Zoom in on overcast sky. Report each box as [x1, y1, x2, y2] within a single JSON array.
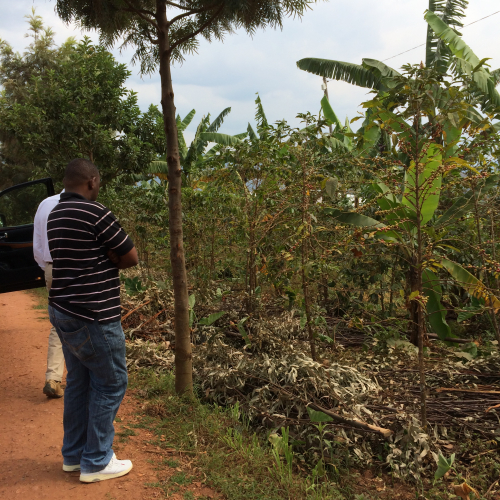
[[1, 0, 499, 143]]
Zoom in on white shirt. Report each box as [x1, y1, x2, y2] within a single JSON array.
[[33, 191, 63, 270]]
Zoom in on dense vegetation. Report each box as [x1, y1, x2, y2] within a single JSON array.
[[3, 1, 500, 498]]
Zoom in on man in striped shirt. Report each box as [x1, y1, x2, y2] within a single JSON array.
[[48, 158, 138, 483]]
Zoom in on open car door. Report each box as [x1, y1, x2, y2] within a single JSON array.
[[0, 178, 54, 294]]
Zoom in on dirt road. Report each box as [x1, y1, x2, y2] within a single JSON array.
[[0, 291, 158, 500]]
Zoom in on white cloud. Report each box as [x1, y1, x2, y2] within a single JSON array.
[[2, 0, 499, 139]]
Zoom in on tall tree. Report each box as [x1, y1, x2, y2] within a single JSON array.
[[54, 0, 321, 394], [0, 12, 163, 188]]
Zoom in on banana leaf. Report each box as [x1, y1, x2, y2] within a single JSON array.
[[422, 269, 453, 340], [178, 109, 196, 132], [199, 132, 243, 146], [376, 110, 416, 148], [371, 183, 416, 232], [402, 143, 442, 225], [441, 258, 500, 308], [321, 96, 342, 128], [425, 10, 500, 114], [324, 208, 384, 228]]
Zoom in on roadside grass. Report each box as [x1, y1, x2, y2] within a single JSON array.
[[128, 370, 479, 500], [28, 286, 49, 308], [129, 368, 347, 500], [28, 287, 50, 320]]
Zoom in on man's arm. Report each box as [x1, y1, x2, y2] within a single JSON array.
[[94, 207, 137, 269], [107, 248, 138, 269]]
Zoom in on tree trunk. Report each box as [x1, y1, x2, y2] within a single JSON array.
[[209, 223, 216, 279], [408, 261, 419, 346], [157, 0, 192, 395], [300, 155, 316, 361], [413, 113, 427, 429], [302, 240, 316, 361], [247, 224, 256, 314]]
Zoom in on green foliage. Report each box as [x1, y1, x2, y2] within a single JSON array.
[[0, 15, 163, 187], [422, 269, 451, 341], [434, 452, 455, 480], [121, 275, 148, 296], [297, 58, 398, 91], [269, 427, 294, 484], [198, 311, 226, 326], [307, 407, 333, 423], [55, 0, 318, 74], [237, 317, 251, 346], [425, 9, 500, 116]]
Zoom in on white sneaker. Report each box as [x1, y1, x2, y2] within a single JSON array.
[[80, 453, 133, 483], [63, 463, 81, 472]]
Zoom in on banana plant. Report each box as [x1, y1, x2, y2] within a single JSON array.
[[424, 9, 500, 118], [327, 161, 500, 343], [297, 1, 500, 152], [324, 66, 500, 345], [147, 106, 245, 186], [320, 96, 355, 152]]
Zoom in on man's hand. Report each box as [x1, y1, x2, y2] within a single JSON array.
[[107, 249, 120, 265]]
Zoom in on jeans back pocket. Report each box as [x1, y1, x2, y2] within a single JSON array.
[[57, 320, 96, 362]]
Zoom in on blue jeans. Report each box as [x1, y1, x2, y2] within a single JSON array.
[[48, 306, 128, 473]]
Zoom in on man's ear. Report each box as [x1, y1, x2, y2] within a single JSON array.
[[88, 177, 97, 191]]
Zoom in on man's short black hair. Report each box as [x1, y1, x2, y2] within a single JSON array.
[[64, 159, 99, 188]]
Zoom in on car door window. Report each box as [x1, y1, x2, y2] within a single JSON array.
[[0, 178, 54, 294], [0, 182, 51, 229]]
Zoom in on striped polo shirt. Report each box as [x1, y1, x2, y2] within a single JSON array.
[[47, 192, 134, 323]]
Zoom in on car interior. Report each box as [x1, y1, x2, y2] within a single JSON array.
[[0, 179, 54, 293]]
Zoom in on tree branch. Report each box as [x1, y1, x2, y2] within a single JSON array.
[[165, 0, 193, 11], [168, 2, 220, 26], [145, 30, 159, 45], [169, 4, 224, 54], [122, 0, 159, 30]]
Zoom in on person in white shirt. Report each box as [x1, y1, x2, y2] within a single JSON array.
[[33, 191, 65, 398]]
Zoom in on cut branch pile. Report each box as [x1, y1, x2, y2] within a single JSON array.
[[121, 285, 500, 480]]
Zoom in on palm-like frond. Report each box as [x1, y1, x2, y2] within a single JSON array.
[[425, 10, 500, 114], [362, 59, 401, 79], [297, 58, 399, 91], [297, 58, 378, 89], [321, 96, 341, 128], [254, 94, 268, 132], [206, 107, 231, 133], [426, 0, 468, 73], [183, 114, 210, 170], [492, 68, 500, 87], [178, 109, 196, 131], [176, 109, 196, 162], [204, 132, 247, 158], [247, 123, 258, 141], [147, 160, 169, 179], [199, 132, 243, 146], [328, 136, 350, 152]]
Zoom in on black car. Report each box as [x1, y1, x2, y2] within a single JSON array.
[[0, 178, 54, 293]]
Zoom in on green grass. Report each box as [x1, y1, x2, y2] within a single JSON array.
[[129, 369, 346, 500], [116, 427, 136, 443], [170, 472, 193, 486], [28, 287, 49, 308], [28, 288, 50, 319], [162, 458, 180, 468]]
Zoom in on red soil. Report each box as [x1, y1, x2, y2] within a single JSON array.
[[0, 290, 161, 500]]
